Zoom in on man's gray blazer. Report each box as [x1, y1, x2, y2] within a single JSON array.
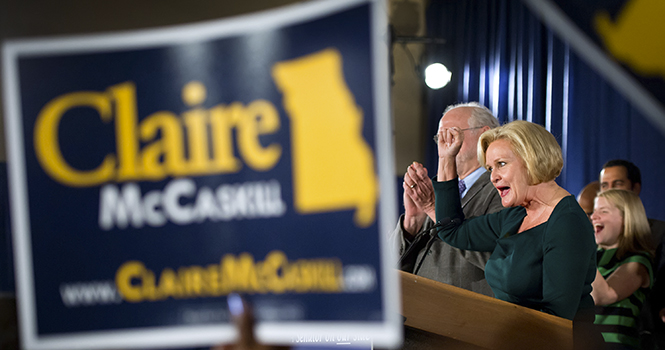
[[390, 171, 504, 297]]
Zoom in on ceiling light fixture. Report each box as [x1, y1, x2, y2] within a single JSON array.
[[424, 63, 452, 90]]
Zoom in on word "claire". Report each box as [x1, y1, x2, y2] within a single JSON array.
[[34, 81, 282, 187]]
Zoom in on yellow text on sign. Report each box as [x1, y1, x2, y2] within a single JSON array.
[[34, 82, 281, 186], [115, 250, 343, 302]]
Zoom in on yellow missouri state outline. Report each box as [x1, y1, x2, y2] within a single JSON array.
[[272, 48, 378, 227], [595, 0, 665, 78]]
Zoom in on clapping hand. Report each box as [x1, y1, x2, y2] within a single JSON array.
[[401, 162, 435, 236]]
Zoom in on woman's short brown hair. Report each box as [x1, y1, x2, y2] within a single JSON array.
[[478, 120, 563, 185]]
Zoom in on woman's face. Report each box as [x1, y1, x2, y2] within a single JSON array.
[[485, 139, 531, 207], [590, 196, 623, 249]]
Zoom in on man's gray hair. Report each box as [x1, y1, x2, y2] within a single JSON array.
[[443, 102, 499, 129]]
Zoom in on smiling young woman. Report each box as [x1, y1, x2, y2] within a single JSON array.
[[590, 189, 654, 349]]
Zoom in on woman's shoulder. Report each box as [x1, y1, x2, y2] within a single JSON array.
[[550, 195, 588, 221], [544, 195, 595, 245], [616, 253, 654, 288], [554, 194, 578, 207], [620, 251, 653, 266], [600, 248, 651, 266]]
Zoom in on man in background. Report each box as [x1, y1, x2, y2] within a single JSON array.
[[577, 180, 600, 220]]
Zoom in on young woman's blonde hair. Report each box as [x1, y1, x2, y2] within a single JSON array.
[[478, 120, 563, 185], [597, 189, 654, 259]]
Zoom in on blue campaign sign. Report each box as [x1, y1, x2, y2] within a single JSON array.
[[1, 0, 400, 348]]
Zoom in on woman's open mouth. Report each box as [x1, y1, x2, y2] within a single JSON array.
[[497, 186, 510, 197], [594, 223, 604, 234]]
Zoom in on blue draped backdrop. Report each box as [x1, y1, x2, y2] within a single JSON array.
[[423, 0, 665, 221]]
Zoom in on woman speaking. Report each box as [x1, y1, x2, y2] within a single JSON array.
[[432, 120, 596, 322]]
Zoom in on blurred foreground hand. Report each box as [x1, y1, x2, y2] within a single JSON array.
[[211, 294, 289, 350]]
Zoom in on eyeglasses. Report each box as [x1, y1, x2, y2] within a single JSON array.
[[432, 126, 484, 143]]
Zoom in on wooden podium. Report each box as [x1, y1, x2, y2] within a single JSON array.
[[399, 270, 573, 350]]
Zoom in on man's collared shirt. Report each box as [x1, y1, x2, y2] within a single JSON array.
[[459, 166, 486, 198]]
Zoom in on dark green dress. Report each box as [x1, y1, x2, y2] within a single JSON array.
[[433, 179, 596, 320]]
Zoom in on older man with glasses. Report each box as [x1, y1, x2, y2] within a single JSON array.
[[390, 102, 502, 297]]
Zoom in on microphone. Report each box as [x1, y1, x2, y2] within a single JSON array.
[[397, 217, 461, 269], [410, 217, 461, 275], [397, 229, 429, 267]]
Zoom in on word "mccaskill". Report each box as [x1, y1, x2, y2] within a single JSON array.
[[99, 178, 286, 230]]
